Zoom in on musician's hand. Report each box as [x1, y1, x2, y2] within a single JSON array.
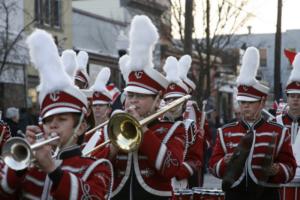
[[268, 163, 280, 176], [224, 153, 233, 164], [25, 125, 42, 145], [34, 144, 56, 173]]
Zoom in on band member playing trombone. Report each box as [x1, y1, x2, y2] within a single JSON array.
[[209, 47, 296, 200], [277, 53, 300, 200], [108, 15, 186, 200], [82, 67, 113, 158], [162, 56, 203, 189], [0, 29, 113, 200]]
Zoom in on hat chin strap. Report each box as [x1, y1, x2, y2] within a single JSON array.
[[61, 112, 85, 149]]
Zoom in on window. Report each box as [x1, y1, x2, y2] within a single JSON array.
[[35, 0, 61, 29], [259, 48, 267, 67]]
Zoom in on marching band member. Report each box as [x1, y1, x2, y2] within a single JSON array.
[[162, 56, 204, 189], [109, 15, 186, 200], [0, 29, 113, 200], [277, 53, 300, 200], [82, 67, 113, 158], [75, 50, 90, 89], [209, 47, 296, 200], [0, 120, 11, 152], [178, 54, 211, 186]]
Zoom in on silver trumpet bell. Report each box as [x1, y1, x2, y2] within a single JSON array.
[[1, 135, 60, 170]]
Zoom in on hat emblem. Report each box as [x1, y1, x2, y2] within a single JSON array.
[[243, 86, 248, 91], [135, 71, 143, 79], [95, 92, 100, 97], [49, 91, 60, 102], [170, 83, 176, 90]]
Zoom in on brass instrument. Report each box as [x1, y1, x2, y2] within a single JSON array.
[[1, 135, 60, 170], [200, 100, 207, 129], [222, 130, 254, 191], [84, 94, 191, 156]]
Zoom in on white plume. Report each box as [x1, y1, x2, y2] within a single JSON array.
[[289, 53, 300, 82], [119, 54, 130, 82], [163, 56, 181, 83], [178, 55, 192, 80], [61, 49, 78, 80], [236, 47, 260, 86], [77, 51, 89, 71], [90, 67, 111, 93], [26, 29, 73, 96], [127, 15, 158, 71]]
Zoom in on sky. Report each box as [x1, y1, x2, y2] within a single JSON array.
[[234, 0, 300, 34]]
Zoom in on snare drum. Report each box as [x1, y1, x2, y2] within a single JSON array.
[[173, 189, 193, 200], [193, 187, 224, 200]]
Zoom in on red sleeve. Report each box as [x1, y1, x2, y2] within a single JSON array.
[[0, 123, 11, 151], [268, 129, 296, 184], [139, 124, 185, 179], [51, 160, 113, 200], [209, 130, 227, 178]]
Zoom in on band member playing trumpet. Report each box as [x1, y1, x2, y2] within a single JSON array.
[[277, 53, 300, 200], [108, 15, 186, 200], [0, 29, 113, 200], [162, 56, 204, 190], [209, 47, 296, 200]]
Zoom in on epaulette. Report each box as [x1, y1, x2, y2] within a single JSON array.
[[221, 121, 239, 129], [266, 120, 284, 129]]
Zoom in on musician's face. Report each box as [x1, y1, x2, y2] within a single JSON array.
[[287, 93, 300, 112], [239, 100, 264, 121], [42, 113, 83, 146], [125, 92, 159, 117], [164, 97, 184, 120], [92, 104, 111, 123]]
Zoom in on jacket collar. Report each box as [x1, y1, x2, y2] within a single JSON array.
[[240, 116, 265, 131], [57, 145, 82, 160]]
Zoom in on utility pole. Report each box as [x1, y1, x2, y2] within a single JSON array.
[[183, 0, 193, 54], [205, 0, 211, 99], [274, 0, 282, 101]]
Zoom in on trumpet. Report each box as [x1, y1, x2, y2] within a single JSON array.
[[84, 94, 191, 156], [2, 134, 59, 170]]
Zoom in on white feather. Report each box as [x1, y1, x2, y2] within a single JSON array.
[[119, 54, 130, 82], [289, 53, 300, 82], [178, 55, 192, 79], [61, 49, 78, 80], [236, 47, 259, 86], [90, 67, 111, 93], [163, 56, 181, 83], [127, 15, 158, 71], [26, 29, 73, 96], [77, 51, 89, 70]]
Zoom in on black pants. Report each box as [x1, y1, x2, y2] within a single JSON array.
[[225, 177, 279, 200]]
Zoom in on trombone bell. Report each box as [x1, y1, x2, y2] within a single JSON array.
[[108, 112, 142, 152]]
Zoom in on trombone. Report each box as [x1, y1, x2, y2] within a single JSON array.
[[2, 135, 59, 170], [84, 94, 191, 156]]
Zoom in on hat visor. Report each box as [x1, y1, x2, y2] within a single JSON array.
[[286, 89, 300, 94], [164, 93, 185, 100], [237, 95, 260, 102], [124, 85, 155, 95], [42, 107, 81, 119], [92, 100, 110, 105]]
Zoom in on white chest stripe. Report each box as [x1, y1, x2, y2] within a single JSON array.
[[70, 173, 79, 200], [25, 175, 45, 187]]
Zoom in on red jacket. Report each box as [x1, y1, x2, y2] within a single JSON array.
[[276, 113, 300, 144], [183, 100, 212, 149], [0, 146, 113, 200], [111, 119, 185, 198], [209, 118, 296, 187], [0, 120, 11, 151]]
